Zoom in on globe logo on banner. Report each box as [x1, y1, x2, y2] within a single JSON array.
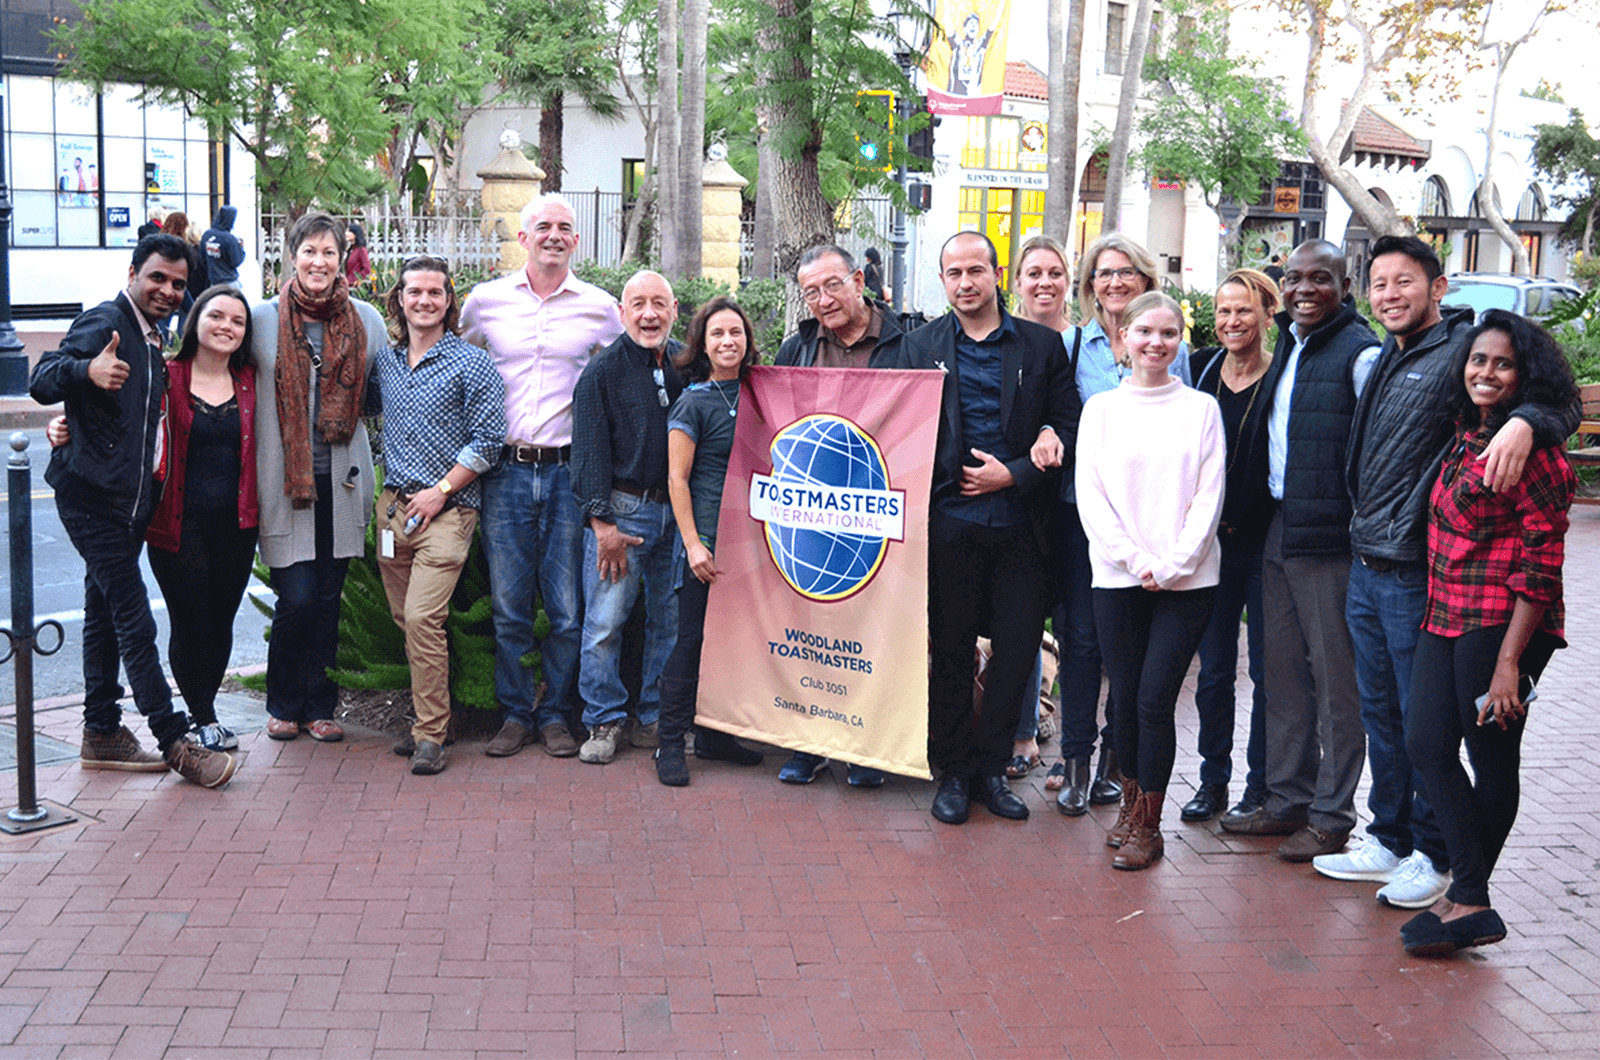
[[748, 414, 907, 602]]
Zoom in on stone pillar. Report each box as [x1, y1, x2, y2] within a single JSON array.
[[701, 156, 748, 290], [477, 132, 546, 275]]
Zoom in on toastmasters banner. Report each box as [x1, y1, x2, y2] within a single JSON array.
[[697, 365, 942, 779], [924, 0, 1012, 116]]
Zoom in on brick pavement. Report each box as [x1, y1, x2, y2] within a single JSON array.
[[1, 512, 1597, 1058]]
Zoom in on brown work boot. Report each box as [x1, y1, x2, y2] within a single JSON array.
[[485, 718, 533, 757], [1105, 774, 1142, 848], [539, 722, 580, 758], [80, 725, 167, 772], [1113, 792, 1166, 871], [163, 737, 238, 789]]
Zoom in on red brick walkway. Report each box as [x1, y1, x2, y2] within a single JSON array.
[[2, 512, 1598, 1058]]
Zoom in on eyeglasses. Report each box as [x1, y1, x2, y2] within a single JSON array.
[[1093, 267, 1140, 283], [652, 367, 669, 408], [801, 277, 850, 304]]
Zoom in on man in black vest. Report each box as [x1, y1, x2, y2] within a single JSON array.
[[1220, 240, 1380, 861], [878, 231, 1078, 825]]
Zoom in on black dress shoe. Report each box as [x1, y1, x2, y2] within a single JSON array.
[[1089, 744, 1123, 806], [931, 774, 970, 824], [973, 774, 1030, 820], [1225, 787, 1267, 818], [1180, 782, 1228, 821], [694, 728, 764, 766], [1054, 756, 1090, 817]]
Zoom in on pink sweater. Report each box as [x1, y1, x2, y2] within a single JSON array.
[[1074, 376, 1225, 590]]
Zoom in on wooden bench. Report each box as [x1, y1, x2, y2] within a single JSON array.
[[1572, 384, 1600, 504]]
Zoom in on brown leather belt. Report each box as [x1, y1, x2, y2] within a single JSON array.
[[614, 482, 668, 504], [1357, 553, 1403, 574], [502, 443, 570, 464]]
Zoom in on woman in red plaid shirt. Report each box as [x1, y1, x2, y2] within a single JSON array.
[[1401, 309, 1580, 957]]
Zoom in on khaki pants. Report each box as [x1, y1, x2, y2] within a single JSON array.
[[375, 489, 478, 745]]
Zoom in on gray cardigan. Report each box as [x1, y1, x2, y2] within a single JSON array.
[[250, 296, 387, 569]]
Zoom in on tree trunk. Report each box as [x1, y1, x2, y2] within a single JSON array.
[[678, 0, 708, 278], [1102, 0, 1154, 235], [755, 0, 834, 330], [656, 0, 682, 277], [539, 94, 564, 193], [1478, 16, 1542, 276], [752, 128, 776, 279], [1586, 197, 1598, 258], [1043, 0, 1067, 239]]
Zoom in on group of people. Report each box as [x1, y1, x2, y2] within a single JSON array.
[[34, 195, 1580, 959], [999, 229, 1579, 954]]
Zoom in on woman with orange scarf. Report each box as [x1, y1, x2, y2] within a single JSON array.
[[250, 213, 388, 741]]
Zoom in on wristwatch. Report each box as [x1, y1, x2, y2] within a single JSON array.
[[437, 477, 454, 495]]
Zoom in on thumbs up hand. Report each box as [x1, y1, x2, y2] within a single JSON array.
[[87, 333, 129, 392]]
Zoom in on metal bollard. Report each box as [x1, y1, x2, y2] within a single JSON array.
[[2, 431, 72, 835]]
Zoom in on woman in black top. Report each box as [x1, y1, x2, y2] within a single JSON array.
[[654, 297, 767, 785], [1183, 268, 1278, 822], [862, 247, 887, 303]]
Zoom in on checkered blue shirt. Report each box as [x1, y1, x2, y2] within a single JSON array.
[[373, 332, 507, 510]]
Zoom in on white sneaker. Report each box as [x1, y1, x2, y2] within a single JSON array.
[[1313, 838, 1403, 882], [1377, 850, 1452, 909]]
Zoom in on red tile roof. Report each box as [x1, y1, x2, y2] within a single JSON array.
[[1348, 106, 1430, 159], [1004, 60, 1048, 101]]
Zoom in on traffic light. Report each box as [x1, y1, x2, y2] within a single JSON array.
[[855, 90, 895, 172], [907, 96, 937, 164]]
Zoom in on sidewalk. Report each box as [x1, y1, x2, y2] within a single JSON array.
[[1, 513, 1596, 1058]]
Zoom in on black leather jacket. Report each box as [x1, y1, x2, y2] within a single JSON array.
[[30, 292, 168, 527]]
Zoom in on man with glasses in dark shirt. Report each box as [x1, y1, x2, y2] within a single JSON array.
[[570, 271, 685, 764]]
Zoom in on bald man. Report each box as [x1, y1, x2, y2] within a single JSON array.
[[569, 271, 686, 764]]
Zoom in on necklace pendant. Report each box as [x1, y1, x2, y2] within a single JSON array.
[[728, 408, 737, 417]]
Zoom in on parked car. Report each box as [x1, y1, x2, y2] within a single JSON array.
[[1441, 273, 1583, 322]]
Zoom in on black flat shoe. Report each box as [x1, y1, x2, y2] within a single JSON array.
[[655, 745, 690, 787], [973, 774, 1029, 820], [931, 774, 970, 825], [1180, 782, 1228, 821], [1402, 908, 1507, 957]]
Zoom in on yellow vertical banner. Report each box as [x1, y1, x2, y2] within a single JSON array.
[[925, 0, 1012, 116]]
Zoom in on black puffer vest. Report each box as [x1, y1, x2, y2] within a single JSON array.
[[1256, 299, 1378, 558], [1345, 305, 1475, 562]]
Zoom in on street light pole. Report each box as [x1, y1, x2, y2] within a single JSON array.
[[887, 9, 915, 314]]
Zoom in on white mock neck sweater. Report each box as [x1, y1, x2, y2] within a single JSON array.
[[1074, 376, 1225, 590]]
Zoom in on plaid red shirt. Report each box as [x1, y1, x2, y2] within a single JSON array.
[[1424, 427, 1574, 640]]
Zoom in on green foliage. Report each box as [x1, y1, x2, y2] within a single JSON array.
[[707, 0, 934, 207], [1550, 287, 1600, 385], [54, 0, 494, 211], [1532, 109, 1600, 256], [1166, 285, 1217, 350], [1138, 0, 1307, 212], [490, 0, 619, 115]]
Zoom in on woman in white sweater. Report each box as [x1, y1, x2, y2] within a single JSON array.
[[1074, 291, 1226, 870]]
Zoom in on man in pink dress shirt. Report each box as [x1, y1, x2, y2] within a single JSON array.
[[461, 193, 624, 758]]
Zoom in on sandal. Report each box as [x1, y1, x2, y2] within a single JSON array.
[[1044, 761, 1067, 792], [306, 720, 344, 743], [266, 717, 300, 741], [1005, 754, 1041, 779]]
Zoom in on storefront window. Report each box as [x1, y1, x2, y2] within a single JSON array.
[[6, 73, 218, 248]]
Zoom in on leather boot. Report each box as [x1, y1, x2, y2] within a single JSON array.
[[1089, 743, 1123, 805], [1054, 756, 1091, 817], [1105, 774, 1142, 848], [1113, 792, 1166, 871]]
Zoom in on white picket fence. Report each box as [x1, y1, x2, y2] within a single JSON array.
[[260, 193, 501, 290]]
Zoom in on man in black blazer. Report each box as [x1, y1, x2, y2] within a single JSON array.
[[30, 234, 237, 788], [879, 231, 1079, 824]]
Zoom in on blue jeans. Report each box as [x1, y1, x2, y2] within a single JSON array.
[[1346, 557, 1447, 869], [1055, 502, 1113, 761], [579, 491, 680, 728], [267, 476, 350, 724], [1192, 533, 1266, 790], [481, 461, 585, 732], [1012, 651, 1043, 743], [57, 495, 190, 750]]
